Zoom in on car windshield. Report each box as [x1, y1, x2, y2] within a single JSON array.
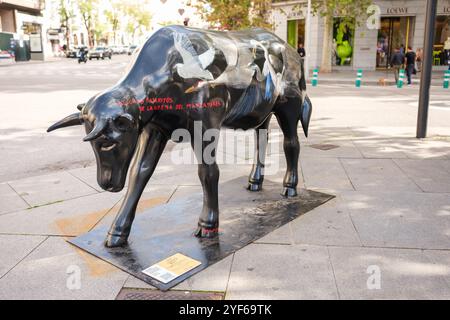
[[95, 47, 104, 51]]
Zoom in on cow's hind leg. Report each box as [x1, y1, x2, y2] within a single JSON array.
[[248, 115, 272, 191], [274, 97, 302, 197]]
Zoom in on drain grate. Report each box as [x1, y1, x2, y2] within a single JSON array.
[[309, 144, 339, 151], [116, 288, 224, 300]]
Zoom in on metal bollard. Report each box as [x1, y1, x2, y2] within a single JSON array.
[[356, 69, 363, 88], [444, 70, 450, 89], [397, 69, 405, 88], [312, 69, 318, 87]]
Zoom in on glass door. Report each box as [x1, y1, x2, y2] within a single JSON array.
[[376, 17, 415, 68]]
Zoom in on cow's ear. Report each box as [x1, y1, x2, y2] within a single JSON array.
[[114, 113, 135, 132]]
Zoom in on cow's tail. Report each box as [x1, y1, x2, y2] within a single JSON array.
[[299, 58, 312, 137]]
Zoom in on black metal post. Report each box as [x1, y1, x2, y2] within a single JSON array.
[[417, 0, 438, 138]]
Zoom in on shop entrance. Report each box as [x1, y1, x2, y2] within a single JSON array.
[[376, 16, 415, 69], [287, 19, 305, 50]]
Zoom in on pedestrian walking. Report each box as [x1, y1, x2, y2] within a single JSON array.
[[405, 46, 416, 85], [416, 48, 423, 72], [297, 43, 306, 59], [390, 47, 405, 84]]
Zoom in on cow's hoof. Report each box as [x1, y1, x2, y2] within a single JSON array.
[[194, 226, 219, 238], [247, 182, 263, 192], [281, 187, 297, 198], [104, 233, 128, 248]]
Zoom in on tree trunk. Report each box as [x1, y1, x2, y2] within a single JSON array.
[[63, 16, 70, 48], [320, 15, 333, 73]]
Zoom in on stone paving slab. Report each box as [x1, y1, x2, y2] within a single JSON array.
[[0, 236, 129, 300], [0, 234, 46, 278], [290, 196, 361, 247], [300, 157, 354, 192], [343, 191, 450, 250], [0, 183, 29, 215], [394, 159, 450, 193], [226, 244, 338, 300], [340, 159, 422, 192], [8, 171, 98, 207], [329, 246, 450, 300], [68, 166, 103, 192], [0, 191, 123, 236]]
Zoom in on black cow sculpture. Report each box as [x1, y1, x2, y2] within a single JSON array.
[[48, 26, 312, 248]]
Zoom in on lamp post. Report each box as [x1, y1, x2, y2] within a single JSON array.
[[416, 0, 438, 138]]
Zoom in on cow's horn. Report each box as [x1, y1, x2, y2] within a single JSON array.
[[77, 103, 86, 111], [83, 119, 107, 142], [47, 113, 83, 133]]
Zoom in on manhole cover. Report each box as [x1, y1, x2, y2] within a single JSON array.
[[309, 144, 339, 151], [116, 288, 224, 300]]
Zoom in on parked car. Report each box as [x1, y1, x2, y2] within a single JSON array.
[[109, 45, 121, 55], [120, 45, 129, 54], [127, 45, 138, 55], [88, 47, 112, 60]]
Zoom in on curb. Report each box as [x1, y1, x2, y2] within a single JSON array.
[[313, 79, 445, 87]]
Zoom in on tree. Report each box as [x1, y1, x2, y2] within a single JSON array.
[[194, 0, 272, 30], [125, 3, 152, 44], [312, 0, 373, 72], [105, 0, 123, 45], [78, 0, 98, 47], [58, 0, 75, 48]]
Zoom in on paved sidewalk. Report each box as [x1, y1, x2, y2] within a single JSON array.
[[1, 118, 450, 299]]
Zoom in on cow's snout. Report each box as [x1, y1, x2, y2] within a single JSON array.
[[97, 168, 124, 192]]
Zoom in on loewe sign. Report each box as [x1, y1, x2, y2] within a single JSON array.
[[387, 7, 408, 14], [443, 7, 450, 13]]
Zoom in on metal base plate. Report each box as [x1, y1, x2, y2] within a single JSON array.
[[69, 176, 334, 291]]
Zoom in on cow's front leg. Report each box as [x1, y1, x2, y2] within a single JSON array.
[[190, 123, 220, 238], [105, 126, 167, 247], [194, 163, 220, 238]]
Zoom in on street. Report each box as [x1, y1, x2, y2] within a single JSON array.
[[0, 56, 449, 182], [0, 56, 130, 182]]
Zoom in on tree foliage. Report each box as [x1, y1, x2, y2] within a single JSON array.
[[78, 0, 98, 46], [312, 0, 373, 28], [194, 0, 272, 30], [58, 0, 75, 47], [125, 3, 152, 44]]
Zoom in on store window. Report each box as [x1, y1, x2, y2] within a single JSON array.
[[434, 16, 450, 66], [333, 18, 354, 66]]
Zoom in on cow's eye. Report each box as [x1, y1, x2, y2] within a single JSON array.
[[114, 114, 134, 132]]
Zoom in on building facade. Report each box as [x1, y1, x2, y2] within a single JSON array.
[[0, 0, 51, 60], [271, 0, 450, 71]]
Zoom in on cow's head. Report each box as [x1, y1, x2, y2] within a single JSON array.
[[47, 91, 140, 192]]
